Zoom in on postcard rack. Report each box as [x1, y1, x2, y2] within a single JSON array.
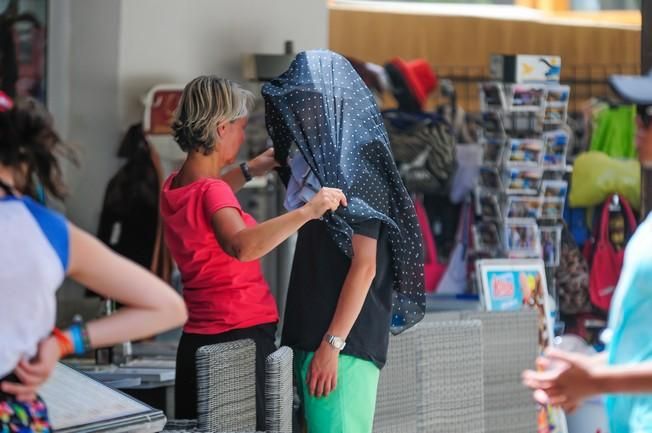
[[474, 80, 572, 276]]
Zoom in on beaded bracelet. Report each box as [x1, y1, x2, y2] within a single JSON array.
[[69, 323, 90, 355], [52, 328, 74, 357]]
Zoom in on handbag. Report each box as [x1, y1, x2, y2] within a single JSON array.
[[384, 110, 456, 193], [415, 197, 446, 292], [555, 223, 591, 315], [586, 194, 637, 312]]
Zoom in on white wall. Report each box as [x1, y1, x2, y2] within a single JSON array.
[[49, 0, 328, 234], [118, 0, 329, 129], [65, 0, 123, 233], [47, 0, 123, 302], [46, 0, 70, 139]]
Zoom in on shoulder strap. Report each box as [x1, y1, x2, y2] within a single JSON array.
[[597, 195, 613, 243], [618, 194, 638, 235]]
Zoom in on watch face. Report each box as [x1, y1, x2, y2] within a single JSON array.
[[328, 335, 345, 350]]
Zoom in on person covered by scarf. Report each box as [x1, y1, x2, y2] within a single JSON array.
[[263, 50, 425, 433]]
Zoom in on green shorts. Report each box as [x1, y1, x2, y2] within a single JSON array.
[[294, 350, 380, 433]]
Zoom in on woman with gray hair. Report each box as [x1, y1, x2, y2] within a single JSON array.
[[160, 76, 347, 429]]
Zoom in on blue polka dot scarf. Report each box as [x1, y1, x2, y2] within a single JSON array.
[[262, 50, 425, 334]]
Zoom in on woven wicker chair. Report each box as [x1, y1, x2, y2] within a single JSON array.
[[415, 320, 485, 433], [373, 318, 485, 433], [161, 425, 262, 433], [461, 311, 539, 433], [372, 326, 419, 433], [163, 419, 201, 431], [264, 346, 293, 433], [196, 340, 258, 432], [414, 311, 539, 433], [162, 414, 258, 431], [161, 340, 291, 433]]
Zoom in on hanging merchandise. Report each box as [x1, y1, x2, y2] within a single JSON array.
[[96, 123, 172, 283], [436, 202, 472, 295], [383, 109, 456, 194], [384, 58, 438, 113], [345, 56, 390, 95], [584, 195, 638, 312], [564, 207, 590, 248], [449, 144, 483, 204], [569, 151, 640, 210], [415, 197, 446, 292], [589, 104, 637, 159], [423, 194, 462, 261], [555, 223, 592, 315]]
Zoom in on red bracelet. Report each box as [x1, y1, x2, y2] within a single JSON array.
[[52, 328, 74, 358]]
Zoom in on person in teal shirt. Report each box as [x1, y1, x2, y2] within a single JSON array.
[[522, 71, 652, 433]]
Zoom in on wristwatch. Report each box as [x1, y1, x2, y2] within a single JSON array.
[[324, 334, 346, 351], [240, 162, 253, 182]]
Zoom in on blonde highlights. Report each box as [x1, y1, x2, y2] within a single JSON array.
[[172, 76, 254, 154]]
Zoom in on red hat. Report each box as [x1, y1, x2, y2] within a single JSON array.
[[0, 91, 13, 112], [389, 58, 437, 109]]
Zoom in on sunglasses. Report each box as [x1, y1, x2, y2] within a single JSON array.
[[637, 105, 652, 128]]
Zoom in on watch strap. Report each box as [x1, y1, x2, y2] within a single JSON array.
[[240, 162, 253, 182], [325, 334, 346, 351]]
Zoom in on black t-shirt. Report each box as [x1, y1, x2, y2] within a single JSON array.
[[281, 219, 393, 369]]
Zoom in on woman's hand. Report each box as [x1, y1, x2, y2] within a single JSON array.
[[303, 187, 347, 220], [1, 336, 61, 401], [248, 148, 279, 177], [307, 340, 339, 398]]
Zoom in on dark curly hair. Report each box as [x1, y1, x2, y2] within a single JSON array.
[[0, 97, 76, 200]]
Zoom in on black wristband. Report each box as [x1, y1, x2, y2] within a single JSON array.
[[240, 162, 253, 182]]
